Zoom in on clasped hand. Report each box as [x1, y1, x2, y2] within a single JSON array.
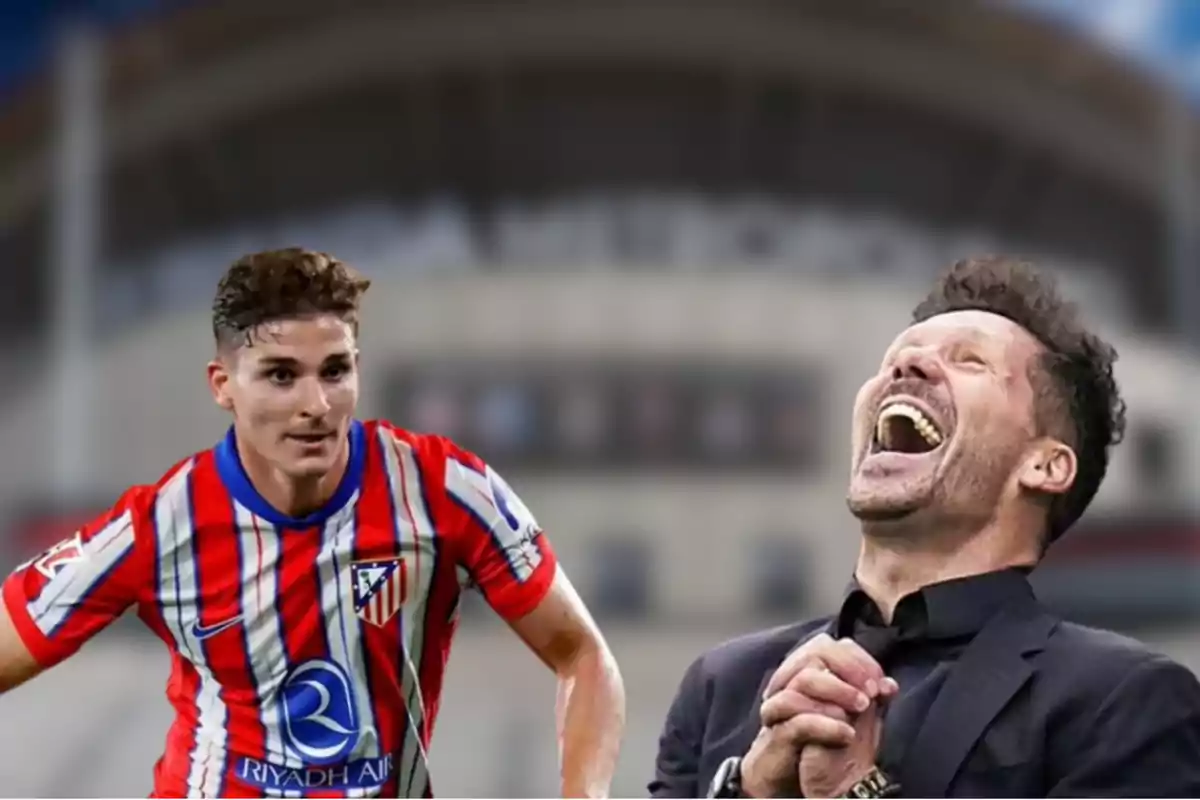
[[741, 634, 899, 798]]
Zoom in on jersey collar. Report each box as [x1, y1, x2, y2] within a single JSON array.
[[215, 419, 366, 528]]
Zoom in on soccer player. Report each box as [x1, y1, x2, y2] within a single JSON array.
[[0, 248, 625, 798]]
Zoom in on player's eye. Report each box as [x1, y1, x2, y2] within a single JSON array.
[[322, 363, 350, 381], [266, 367, 295, 385]]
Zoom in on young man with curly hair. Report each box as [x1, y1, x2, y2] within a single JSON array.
[[0, 248, 625, 798], [654, 256, 1200, 798]]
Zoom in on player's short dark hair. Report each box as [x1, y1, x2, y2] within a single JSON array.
[[911, 256, 1126, 544], [212, 247, 371, 349]]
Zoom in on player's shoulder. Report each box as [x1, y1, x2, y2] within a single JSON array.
[[108, 457, 188, 512], [692, 618, 832, 685], [368, 419, 482, 469], [122, 446, 224, 521], [67, 457, 195, 551]]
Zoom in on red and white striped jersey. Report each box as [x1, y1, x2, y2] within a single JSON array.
[[2, 420, 557, 798]]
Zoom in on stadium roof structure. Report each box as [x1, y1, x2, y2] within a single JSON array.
[[1012, 0, 1200, 100], [0, 0, 1195, 334]]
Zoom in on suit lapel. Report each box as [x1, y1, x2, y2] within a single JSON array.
[[897, 602, 1056, 798]]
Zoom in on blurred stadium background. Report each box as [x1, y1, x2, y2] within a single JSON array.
[[0, 0, 1198, 795]]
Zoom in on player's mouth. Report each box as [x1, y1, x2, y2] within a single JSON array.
[[862, 396, 952, 470], [287, 431, 334, 447]]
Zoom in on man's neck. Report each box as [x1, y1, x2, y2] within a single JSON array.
[[854, 518, 1037, 622], [237, 436, 349, 519]]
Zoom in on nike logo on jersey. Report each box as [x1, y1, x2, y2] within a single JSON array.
[[192, 615, 244, 640]]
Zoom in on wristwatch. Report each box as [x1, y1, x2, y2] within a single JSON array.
[[707, 756, 745, 798], [707, 756, 900, 799], [839, 766, 901, 798]]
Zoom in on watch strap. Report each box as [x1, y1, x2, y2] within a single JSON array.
[[840, 765, 901, 798], [707, 756, 745, 798]]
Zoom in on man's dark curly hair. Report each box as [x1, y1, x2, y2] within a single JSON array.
[[212, 247, 371, 349], [911, 256, 1126, 544]]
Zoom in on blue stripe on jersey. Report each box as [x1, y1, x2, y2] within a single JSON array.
[[149, 483, 166, 642], [407, 453, 438, 800], [444, 491, 523, 584]]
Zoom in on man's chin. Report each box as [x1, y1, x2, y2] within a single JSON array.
[[845, 483, 933, 523], [847, 501, 920, 522], [279, 457, 335, 481]]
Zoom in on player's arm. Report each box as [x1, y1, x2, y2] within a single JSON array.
[[507, 569, 625, 799], [0, 487, 152, 692], [442, 447, 625, 798], [0, 604, 43, 692]]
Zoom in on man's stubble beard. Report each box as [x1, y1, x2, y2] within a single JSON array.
[[849, 443, 1016, 540]]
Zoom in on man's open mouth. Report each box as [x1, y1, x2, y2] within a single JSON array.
[[871, 399, 947, 455]]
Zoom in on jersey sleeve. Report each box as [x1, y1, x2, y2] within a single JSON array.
[[439, 442, 558, 621], [2, 487, 153, 668]]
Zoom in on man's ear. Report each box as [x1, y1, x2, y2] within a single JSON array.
[[207, 356, 235, 411], [1016, 438, 1077, 497]]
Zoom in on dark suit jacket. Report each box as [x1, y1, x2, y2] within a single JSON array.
[[651, 595, 1200, 798]]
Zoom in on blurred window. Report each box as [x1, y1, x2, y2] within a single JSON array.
[[381, 359, 824, 474], [1133, 421, 1174, 492], [588, 536, 654, 621], [553, 379, 611, 461], [474, 382, 538, 457], [749, 536, 810, 616]]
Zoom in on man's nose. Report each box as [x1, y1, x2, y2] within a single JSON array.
[[298, 378, 332, 417], [891, 347, 944, 383]]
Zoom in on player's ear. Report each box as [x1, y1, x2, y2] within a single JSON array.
[[207, 357, 235, 411], [1016, 438, 1076, 497]]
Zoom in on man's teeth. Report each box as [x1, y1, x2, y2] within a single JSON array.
[[877, 402, 943, 447]]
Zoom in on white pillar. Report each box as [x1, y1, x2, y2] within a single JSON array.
[[50, 20, 103, 500]]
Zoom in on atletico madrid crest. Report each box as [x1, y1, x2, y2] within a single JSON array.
[[351, 558, 407, 628]]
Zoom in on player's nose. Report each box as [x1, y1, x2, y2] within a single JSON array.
[[298, 377, 332, 417]]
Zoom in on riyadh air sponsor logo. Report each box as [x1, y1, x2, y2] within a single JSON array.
[[236, 754, 394, 792], [279, 659, 359, 765]]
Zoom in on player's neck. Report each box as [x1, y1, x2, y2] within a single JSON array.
[[236, 435, 350, 520], [854, 518, 1037, 622]]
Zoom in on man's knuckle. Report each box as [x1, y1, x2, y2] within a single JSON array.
[[819, 703, 848, 721]]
